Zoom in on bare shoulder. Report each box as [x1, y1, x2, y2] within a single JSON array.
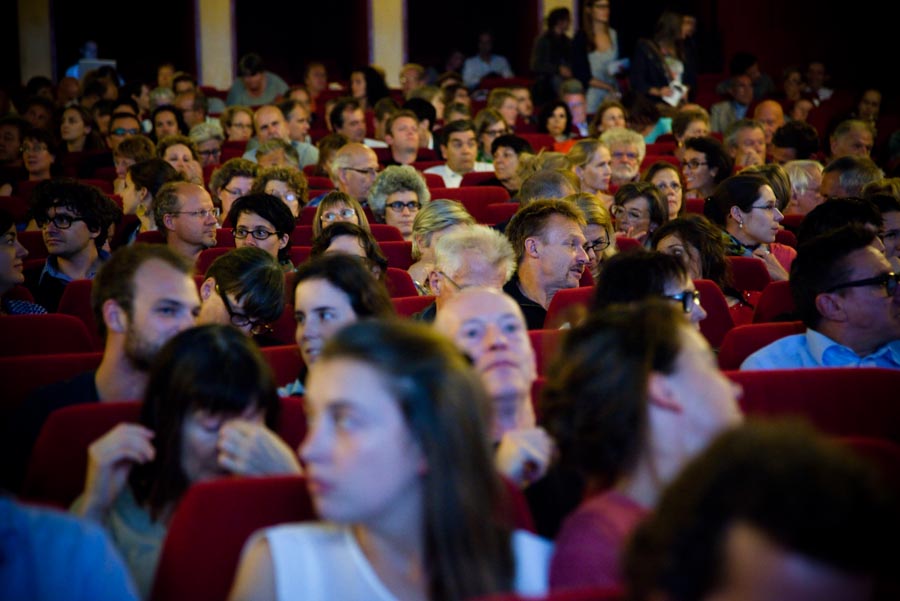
[[228, 536, 277, 601]]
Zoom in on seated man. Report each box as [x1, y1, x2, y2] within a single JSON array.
[[752, 99, 785, 148], [462, 31, 514, 89], [424, 119, 493, 188], [26, 179, 120, 311], [742, 225, 900, 369], [820, 155, 883, 198], [256, 138, 301, 169], [153, 181, 219, 263], [624, 422, 896, 601], [2, 244, 200, 492], [328, 97, 368, 145], [403, 97, 440, 156], [242, 104, 318, 169], [196, 246, 285, 339], [503, 198, 588, 329], [600, 127, 646, 187], [434, 287, 552, 486], [724, 118, 767, 169], [771, 121, 820, 165], [710, 74, 753, 134], [829, 119, 875, 160], [417, 224, 515, 322], [382, 109, 420, 167], [226, 53, 289, 107], [323, 142, 379, 207]]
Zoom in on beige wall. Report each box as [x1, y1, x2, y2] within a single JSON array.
[[370, 0, 404, 87], [197, 0, 234, 89], [18, 0, 52, 82]]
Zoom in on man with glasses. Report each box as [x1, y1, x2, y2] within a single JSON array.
[[26, 179, 120, 311], [743, 225, 900, 369], [197, 247, 285, 340], [600, 127, 646, 187], [414, 224, 515, 322], [425, 119, 493, 188], [208, 158, 259, 224], [153, 181, 219, 263], [328, 143, 379, 206], [242, 104, 318, 169]]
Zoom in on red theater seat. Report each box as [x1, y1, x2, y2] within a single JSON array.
[[694, 279, 735, 349], [717, 321, 806, 370], [428, 186, 510, 223], [726, 256, 772, 292], [0, 314, 95, 356], [392, 295, 435, 317], [753, 280, 797, 323], [529, 329, 563, 376], [0, 352, 102, 422], [544, 287, 593, 329]]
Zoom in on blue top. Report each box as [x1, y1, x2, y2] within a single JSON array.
[[741, 329, 900, 370], [0, 496, 138, 601]]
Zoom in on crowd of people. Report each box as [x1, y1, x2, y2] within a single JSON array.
[[2, 8, 900, 601]]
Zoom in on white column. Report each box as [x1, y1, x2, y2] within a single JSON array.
[[370, 0, 405, 88], [197, 0, 234, 89], [18, 0, 53, 83]]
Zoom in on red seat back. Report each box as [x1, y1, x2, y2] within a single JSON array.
[[392, 295, 435, 317], [428, 186, 510, 223], [0, 195, 30, 224], [384, 267, 418, 297], [544, 287, 593, 329], [422, 172, 446, 188], [684, 197, 705, 215], [718, 321, 806, 370], [378, 240, 414, 270], [368, 223, 405, 241], [258, 345, 304, 389], [150, 476, 317, 601], [517, 133, 556, 152], [694, 279, 735, 349], [774, 228, 797, 248], [753, 280, 797, 323], [485, 202, 519, 225], [614, 235, 641, 252], [305, 175, 334, 190], [195, 247, 232, 275], [135, 230, 166, 245], [56, 279, 102, 349], [529, 329, 563, 377], [0, 351, 102, 424], [728, 368, 900, 443], [0, 314, 96, 356], [460, 171, 497, 187], [837, 436, 900, 495], [727, 256, 772, 292]]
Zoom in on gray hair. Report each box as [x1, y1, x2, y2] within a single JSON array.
[[724, 118, 765, 151], [368, 165, 431, 220], [434, 224, 516, 283], [784, 160, 824, 196], [189, 121, 225, 145], [257, 138, 300, 165], [411, 199, 476, 260], [149, 87, 175, 112], [599, 127, 646, 162]]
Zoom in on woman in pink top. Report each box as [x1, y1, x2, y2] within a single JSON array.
[[542, 301, 743, 589]]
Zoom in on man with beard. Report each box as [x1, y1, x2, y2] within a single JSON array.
[[1, 244, 200, 492]]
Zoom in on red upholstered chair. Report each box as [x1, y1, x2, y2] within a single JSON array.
[[17, 230, 48, 261], [518, 133, 556, 152], [753, 280, 797, 323], [305, 175, 334, 190], [0, 351, 102, 423], [421, 172, 446, 188], [412, 160, 444, 172], [378, 241, 414, 270], [717, 321, 806, 370], [57, 279, 103, 350], [694, 279, 735, 349], [728, 368, 900, 443], [646, 141, 677, 155], [485, 202, 519, 225], [195, 247, 231, 274], [837, 436, 900, 494], [0, 195, 30, 225], [150, 476, 317, 601], [781, 213, 804, 232], [460, 171, 497, 186], [215, 227, 235, 247], [23, 401, 142, 508], [529, 329, 563, 376], [368, 223, 405, 241], [685, 197, 705, 214], [392, 295, 435, 317], [290, 225, 315, 246], [259, 345, 304, 389], [544, 286, 593, 329], [298, 205, 318, 225], [384, 267, 418, 297], [289, 246, 312, 265], [78, 178, 114, 194], [263, 303, 299, 346], [0, 314, 95, 356], [614, 235, 641, 252], [427, 186, 510, 223], [135, 230, 166, 245], [774, 228, 797, 248], [726, 256, 772, 292], [640, 155, 679, 170]]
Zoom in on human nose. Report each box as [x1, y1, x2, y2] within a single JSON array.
[[15, 239, 28, 259], [483, 323, 509, 350], [575, 244, 589, 264], [774, 207, 784, 222], [692, 299, 708, 324], [299, 417, 327, 466]]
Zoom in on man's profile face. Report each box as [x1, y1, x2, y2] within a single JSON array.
[[337, 108, 366, 143], [831, 126, 873, 158]]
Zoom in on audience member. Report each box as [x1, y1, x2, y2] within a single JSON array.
[[311, 191, 371, 238], [462, 31, 514, 88], [642, 161, 685, 220], [59, 105, 106, 153], [328, 143, 379, 205], [588, 99, 627, 138], [600, 127, 645, 187], [820, 155, 883, 198], [153, 181, 219, 263], [682, 136, 733, 200], [474, 108, 510, 162], [310, 221, 387, 280], [570, 192, 616, 282], [220, 106, 255, 142], [407, 199, 476, 294], [156, 133, 203, 185], [227, 193, 296, 271], [710, 74, 753, 134], [242, 105, 318, 169], [227, 53, 289, 107], [328, 97, 367, 145], [149, 106, 188, 142], [368, 165, 430, 241], [381, 109, 420, 166], [560, 80, 590, 138], [537, 100, 574, 144], [567, 138, 613, 207], [870, 192, 900, 269], [250, 165, 308, 217], [113, 135, 156, 194], [120, 158, 181, 243], [829, 119, 875, 160], [784, 159, 825, 215], [424, 120, 493, 187], [770, 120, 820, 164], [724, 118, 766, 169], [480, 134, 533, 196], [796, 196, 883, 245], [629, 11, 689, 108], [612, 181, 668, 245], [189, 121, 224, 167], [209, 158, 258, 220], [670, 107, 709, 162], [752, 99, 785, 147]]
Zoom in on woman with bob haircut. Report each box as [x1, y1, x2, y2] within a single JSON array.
[[230, 319, 553, 601], [408, 199, 475, 294], [74, 325, 301, 597], [704, 172, 795, 281], [368, 166, 431, 242], [612, 181, 669, 245], [542, 301, 742, 589], [681, 136, 732, 201], [227, 193, 296, 271], [567, 138, 613, 208], [537, 100, 573, 143], [642, 160, 686, 220], [310, 221, 388, 281], [569, 192, 617, 282], [278, 253, 395, 397], [312, 191, 371, 238]]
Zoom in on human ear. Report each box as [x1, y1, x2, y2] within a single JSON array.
[[815, 292, 847, 322], [646, 372, 684, 414], [200, 277, 216, 301], [428, 270, 442, 296], [102, 299, 128, 334]]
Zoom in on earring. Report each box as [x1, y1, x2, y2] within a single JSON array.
[[738, 221, 743, 229]]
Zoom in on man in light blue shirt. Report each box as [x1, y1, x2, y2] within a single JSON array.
[[742, 225, 900, 370]]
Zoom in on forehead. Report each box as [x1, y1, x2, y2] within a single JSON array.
[[296, 277, 352, 306], [447, 131, 475, 144], [844, 245, 890, 277], [446, 291, 524, 326], [391, 116, 417, 130], [132, 259, 196, 298], [350, 149, 378, 166], [164, 144, 191, 156], [236, 212, 275, 228], [178, 186, 213, 208], [543, 214, 584, 237], [256, 108, 283, 124], [623, 196, 650, 210], [651, 167, 678, 181], [603, 107, 624, 119], [737, 127, 765, 141]]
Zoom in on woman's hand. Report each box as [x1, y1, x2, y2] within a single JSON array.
[[217, 419, 303, 476], [753, 246, 790, 281], [79, 424, 155, 521], [495, 427, 553, 487]]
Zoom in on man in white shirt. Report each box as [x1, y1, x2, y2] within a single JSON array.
[[424, 120, 493, 188], [462, 32, 514, 89]]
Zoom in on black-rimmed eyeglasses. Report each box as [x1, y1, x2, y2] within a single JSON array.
[[663, 289, 702, 314], [826, 272, 899, 297]]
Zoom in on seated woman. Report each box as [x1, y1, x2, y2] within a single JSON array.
[[408, 199, 475, 294], [279, 253, 394, 397], [156, 134, 203, 185], [703, 172, 795, 281], [567, 138, 613, 208], [474, 108, 510, 163], [651, 214, 757, 325], [312, 191, 371, 239], [311, 221, 387, 281], [367, 166, 430, 242], [227, 193, 296, 272], [642, 160, 685, 220], [612, 181, 668, 246], [480, 135, 534, 197], [350, 65, 391, 112], [570, 193, 617, 282], [59, 105, 106, 154], [150, 105, 188, 143], [220, 106, 255, 143], [250, 166, 309, 218], [119, 158, 181, 244], [21, 128, 58, 185], [73, 325, 301, 597], [588, 99, 627, 138], [543, 301, 742, 589], [0, 208, 46, 314], [671, 107, 709, 163], [230, 319, 554, 600], [681, 136, 732, 201], [538, 100, 574, 144], [113, 136, 156, 196]]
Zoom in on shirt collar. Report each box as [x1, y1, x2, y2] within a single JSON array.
[[808, 328, 900, 366]]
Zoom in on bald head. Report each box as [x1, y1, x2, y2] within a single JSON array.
[[753, 100, 785, 145], [254, 105, 289, 143], [332, 143, 379, 200]]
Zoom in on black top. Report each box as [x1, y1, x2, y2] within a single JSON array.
[[503, 276, 547, 330], [412, 301, 437, 323]]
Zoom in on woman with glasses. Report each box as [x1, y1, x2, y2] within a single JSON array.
[[197, 247, 286, 338], [251, 166, 309, 218], [189, 121, 225, 168], [474, 108, 509, 163], [543, 301, 740, 589], [642, 160, 686, 220], [311, 191, 370, 238], [73, 325, 301, 597], [704, 172, 795, 281], [227, 194, 296, 271], [231, 320, 553, 601], [368, 166, 430, 242], [681, 136, 732, 201], [220, 106, 255, 143], [570, 193, 617, 282], [612, 182, 669, 246]]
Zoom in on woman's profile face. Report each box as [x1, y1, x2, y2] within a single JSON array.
[[351, 72, 366, 100], [180, 406, 263, 483], [301, 357, 424, 523]]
